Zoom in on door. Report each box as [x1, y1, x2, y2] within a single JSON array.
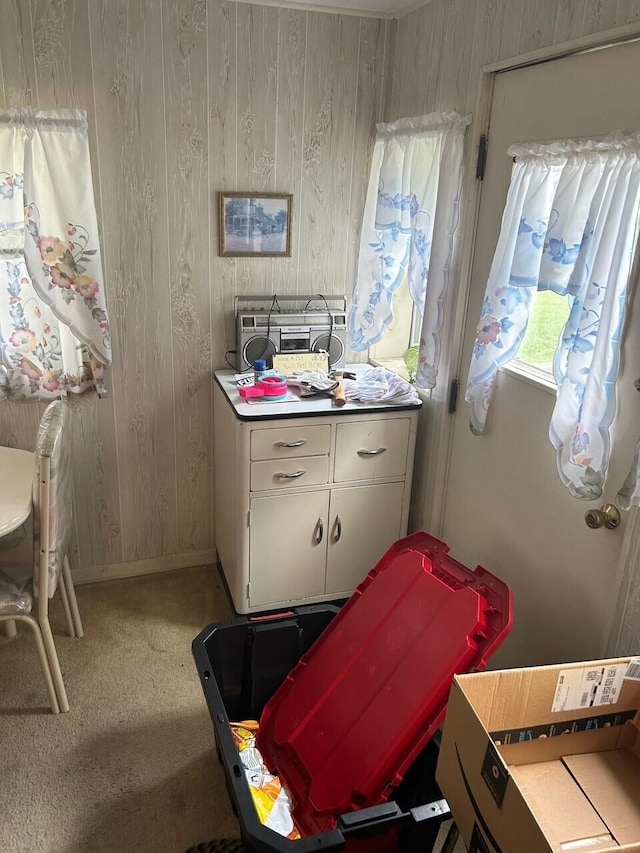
[[325, 482, 404, 596], [443, 41, 640, 668], [249, 491, 328, 608]]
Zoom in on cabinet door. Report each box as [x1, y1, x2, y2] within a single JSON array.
[[249, 491, 329, 608], [325, 482, 404, 597]]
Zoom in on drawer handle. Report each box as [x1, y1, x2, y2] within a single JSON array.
[[275, 470, 306, 479], [314, 517, 324, 545], [275, 440, 307, 448], [357, 447, 387, 457], [333, 515, 342, 543]]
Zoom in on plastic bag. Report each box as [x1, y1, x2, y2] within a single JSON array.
[[0, 569, 32, 615], [230, 721, 300, 839], [344, 367, 421, 406]]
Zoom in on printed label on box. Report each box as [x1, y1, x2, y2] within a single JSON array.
[[491, 708, 637, 744], [552, 664, 626, 713], [625, 657, 640, 681]]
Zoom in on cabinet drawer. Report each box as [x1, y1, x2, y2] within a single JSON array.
[[251, 456, 330, 491], [334, 418, 411, 482], [251, 424, 331, 461]]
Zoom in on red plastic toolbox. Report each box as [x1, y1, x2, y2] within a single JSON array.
[[257, 531, 513, 836]]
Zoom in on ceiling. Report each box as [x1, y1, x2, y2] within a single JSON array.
[[230, 0, 430, 20]]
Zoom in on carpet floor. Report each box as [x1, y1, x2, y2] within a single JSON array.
[[0, 565, 240, 853], [0, 565, 465, 853]]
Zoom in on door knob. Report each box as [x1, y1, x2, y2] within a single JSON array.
[[584, 503, 621, 530]]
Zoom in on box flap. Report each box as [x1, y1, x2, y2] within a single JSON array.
[[509, 761, 611, 850], [455, 661, 640, 734], [257, 532, 513, 835], [499, 723, 633, 767], [564, 750, 640, 846]]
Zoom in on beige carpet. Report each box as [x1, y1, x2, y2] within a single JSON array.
[[0, 566, 239, 853], [0, 565, 465, 853]]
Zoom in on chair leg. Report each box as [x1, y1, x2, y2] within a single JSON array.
[[4, 619, 17, 638], [58, 572, 76, 638], [62, 556, 84, 638], [39, 616, 70, 713], [22, 617, 60, 715]]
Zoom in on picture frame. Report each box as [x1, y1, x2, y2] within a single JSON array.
[[218, 192, 292, 257]]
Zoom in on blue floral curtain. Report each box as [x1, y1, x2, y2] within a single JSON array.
[[349, 111, 469, 389], [0, 109, 111, 400], [465, 136, 640, 500]]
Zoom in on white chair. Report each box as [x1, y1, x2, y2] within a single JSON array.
[[0, 401, 83, 713]]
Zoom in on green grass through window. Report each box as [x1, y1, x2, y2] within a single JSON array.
[[516, 289, 571, 378], [401, 290, 569, 386]]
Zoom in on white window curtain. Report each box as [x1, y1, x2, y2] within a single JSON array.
[[349, 111, 470, 389], [0, 108, 111, 401], [465, 135, 640, 500]]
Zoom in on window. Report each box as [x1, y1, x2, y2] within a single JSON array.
[[510, 289, 571, 385], [0, 109, 110, 401], [368, 281, 421, 382], [465, 134, 640, 499], [349, 111, 469, 390]]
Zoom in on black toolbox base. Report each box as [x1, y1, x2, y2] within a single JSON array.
[[193, 605, 453, 852]]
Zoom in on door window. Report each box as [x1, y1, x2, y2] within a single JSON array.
[[465, 135, 640, 500], [511, 289, 571, 382]]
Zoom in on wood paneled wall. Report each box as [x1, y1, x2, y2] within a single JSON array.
[[0, 0, 392, 580], [2, 0, 637, 581], [391, 0, 640, 122]]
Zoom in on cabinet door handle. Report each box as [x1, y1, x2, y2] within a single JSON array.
[[275, 470, 306, 479], [357, 447, 387, 457], [314, 517, 324, 545], [275, 440, 307, 448], [333, 515, 342, 543]]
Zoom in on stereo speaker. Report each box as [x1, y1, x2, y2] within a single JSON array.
[[237, 324, 347, 372], [239, 330, 281, 371], [309, 329, 346, 370]]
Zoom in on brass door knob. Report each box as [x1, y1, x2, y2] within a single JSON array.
[[585, 503, 621, 530]]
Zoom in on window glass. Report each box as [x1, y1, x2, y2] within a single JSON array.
[[512, 290, 571, 381]]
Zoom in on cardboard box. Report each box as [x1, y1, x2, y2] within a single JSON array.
[[436, 657, 640, 853]]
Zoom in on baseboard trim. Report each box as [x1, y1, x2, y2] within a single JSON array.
[[74, 550, 217, 585]]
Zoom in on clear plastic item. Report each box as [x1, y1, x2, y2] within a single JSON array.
[[0, 568, 32, 615]]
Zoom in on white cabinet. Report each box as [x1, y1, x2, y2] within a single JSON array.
[[213, 373, 420, 614]]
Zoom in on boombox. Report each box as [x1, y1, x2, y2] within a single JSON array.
[[235, 294, 347, 372]]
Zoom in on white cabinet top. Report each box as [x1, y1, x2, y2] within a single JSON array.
[[214, 367, 422, 421]]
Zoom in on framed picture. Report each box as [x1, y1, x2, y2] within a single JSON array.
[[218, 192, 292, 257]]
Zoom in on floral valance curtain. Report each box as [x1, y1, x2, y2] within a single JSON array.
[[0, 108, 111, 400], [465, 135, 640, 500], [349, 111, 470, 389]]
